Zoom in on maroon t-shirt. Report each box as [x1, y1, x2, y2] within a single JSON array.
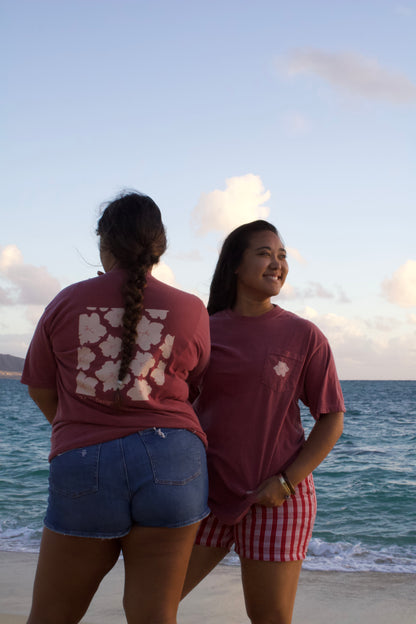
[[22, 270, 210, 459], [194, 306, 345, 524]]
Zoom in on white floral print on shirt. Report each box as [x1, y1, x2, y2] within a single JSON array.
[[75, 307, 175, 401], [274, 361, 290, 378]]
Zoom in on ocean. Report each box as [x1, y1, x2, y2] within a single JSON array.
[[0, 379, 415, 574]]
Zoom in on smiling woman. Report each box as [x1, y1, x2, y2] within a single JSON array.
[[182, 219, 345, 624], [206, 220, 282, 316], [234, 230, 289, 316]]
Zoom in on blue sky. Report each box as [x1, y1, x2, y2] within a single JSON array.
[[1, 0, 415, 379]]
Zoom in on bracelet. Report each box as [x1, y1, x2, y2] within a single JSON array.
[[281, 471, 296, 495], [277, 474, 292, 499]]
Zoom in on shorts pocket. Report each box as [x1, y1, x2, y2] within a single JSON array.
[[49, 445, 100, 498], [261, 351, 303, 393], [140, 428, 203, 486]]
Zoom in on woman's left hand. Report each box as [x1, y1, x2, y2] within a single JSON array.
[[252, 475, 288, 507]]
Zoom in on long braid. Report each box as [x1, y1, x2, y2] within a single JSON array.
[[96, 191, 167, 407], [118, 264, 148, 384]]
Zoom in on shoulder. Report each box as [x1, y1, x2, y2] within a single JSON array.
[[40, 272, 123, 322], [270, 307, 330, 354], [146, 276, 208, 332], [51, 272, 118, 302], [278, 307, 324, 331], [147, 275, 206, 309], [209, 309, 230, 326]]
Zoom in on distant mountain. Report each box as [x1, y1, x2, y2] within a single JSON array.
[[0, 353, 25, 374]]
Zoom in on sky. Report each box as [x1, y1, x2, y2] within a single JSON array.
[[1, 0, 415, 379]]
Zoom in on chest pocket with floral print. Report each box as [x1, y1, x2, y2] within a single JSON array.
[[261, 351, 303, 393]]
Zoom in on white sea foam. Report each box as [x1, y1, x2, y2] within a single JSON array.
[[2, 524, 416, 573], [0, 524, 42, 553], [221, 538, 416, 574], [304, 538, 416, 573]]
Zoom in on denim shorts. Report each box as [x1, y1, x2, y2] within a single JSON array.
[[45, 428, 210, 538]]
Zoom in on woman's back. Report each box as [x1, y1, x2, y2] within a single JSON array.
[[22, 270, 210, 459]]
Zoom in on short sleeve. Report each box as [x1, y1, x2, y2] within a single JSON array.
[[187, 304, 210, 396], [300, 338, 345, 420], [21, 311, 57, 389]]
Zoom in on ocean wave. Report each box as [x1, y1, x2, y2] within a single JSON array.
[[302, 538, 416, 574], [221, 538, 416, 574], [1, 524, 416, 574], [0, 524, 42, 553]]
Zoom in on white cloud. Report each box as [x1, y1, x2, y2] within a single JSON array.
[[171, 250, 203, 262], [192, 174, 271, 235], [279, 281, 349, 303], [303, 282, 334, 299], [0, 245, 22, 271], [335, 286, 351, 304], [0, 245, 61, 305], [151, 261, 179, 287], [0, 286, 13, 305], [283, 48, 416, 104], [297, 307, 416, 380], [283, 112, 311, 135], [25, 305, 47, 327], [0, 333, 31, 358], [278, 282, 295, 299], [382, 260, 416, 308], [365, 316, 403, 332], [287, 247, 307, 264]]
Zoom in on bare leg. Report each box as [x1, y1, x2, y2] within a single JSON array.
[[181, 544, 229, 598], [121, 522, 201, 624], [27, 527, 121, 624], [240, 557, 303, 624]]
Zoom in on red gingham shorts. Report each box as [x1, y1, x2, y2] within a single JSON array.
[[195, 473, 317, 562]]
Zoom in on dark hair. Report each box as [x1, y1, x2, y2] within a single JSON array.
[[207, 220, 280, 315], [96, 191, 167, 388]]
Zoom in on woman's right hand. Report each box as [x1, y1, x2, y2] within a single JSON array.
[[251, 475, 288, 507]]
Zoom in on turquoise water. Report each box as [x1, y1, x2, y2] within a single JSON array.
[[1, 379, 415, 573]]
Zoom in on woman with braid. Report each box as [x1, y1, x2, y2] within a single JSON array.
[[21, 191, 210, 624]]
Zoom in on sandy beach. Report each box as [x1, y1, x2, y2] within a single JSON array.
[[0, 551, 414, 623]]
